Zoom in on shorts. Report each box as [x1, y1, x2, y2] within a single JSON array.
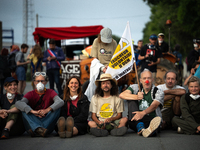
[[16, 66, 26, 81]]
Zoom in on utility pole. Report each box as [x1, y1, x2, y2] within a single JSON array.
[[23, 0, 34, 45], [36, 14, 38, 27]]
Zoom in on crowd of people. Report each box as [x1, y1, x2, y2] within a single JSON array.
[[0, 27, 200, 140]]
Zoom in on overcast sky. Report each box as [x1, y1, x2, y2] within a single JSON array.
[[0, 0, 151, 46]]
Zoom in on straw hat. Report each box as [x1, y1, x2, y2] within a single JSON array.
[[95, 73, 117, 86]]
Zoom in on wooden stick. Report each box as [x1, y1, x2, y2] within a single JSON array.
[[133, 62, 141, 92]]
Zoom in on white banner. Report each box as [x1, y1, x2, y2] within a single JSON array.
[[106, 22, 135, 80]]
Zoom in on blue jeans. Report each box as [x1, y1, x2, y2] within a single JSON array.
[[22, 109, 60, 134], [47, 68, 63, 96]]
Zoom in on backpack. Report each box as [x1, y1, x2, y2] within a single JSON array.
[[8, 53, 17, 72]]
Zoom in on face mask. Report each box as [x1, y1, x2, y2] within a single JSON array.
[[194, 43, 198, 48], [159, 40, 163, 43], [36, 82, 45, 92], [190, 94, 200, 100], [7, 93, 15, 100], [70, 95, 78, 101]]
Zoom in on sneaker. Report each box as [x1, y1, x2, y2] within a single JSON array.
[[110, 126, 127, 136], [57, 117, 66, 138], [142, 116, 161, 138], [90, 128, 108, 137], [35, 127, 48, 137], [65, 116, 74, 138], [1, 128, 9, 139], [177, 127, 184, 134]]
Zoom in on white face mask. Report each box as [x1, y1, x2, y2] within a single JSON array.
[[36, 82, 45, 92], [190, 94, 200, 100], [159, 40, 163, 43], [7, 93, 15, 100], [194, 43, 198, 48], [70, 95, 78, 101]]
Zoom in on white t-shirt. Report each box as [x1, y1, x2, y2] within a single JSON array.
[[157, 84, 185, 109], [89, 95, 124, 121]]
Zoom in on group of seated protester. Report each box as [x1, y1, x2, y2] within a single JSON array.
[[0, 70, 200, 139]]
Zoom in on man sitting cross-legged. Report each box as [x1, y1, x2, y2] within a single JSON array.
[[88, 73, 128, 137], [157, 70, 186, 129], [119, 69, 164, 137]]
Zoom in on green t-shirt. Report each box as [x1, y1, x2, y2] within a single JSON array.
[[139, 90, 156, 118]]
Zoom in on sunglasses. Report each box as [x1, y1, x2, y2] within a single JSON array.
[[34, 72, 46, 77]]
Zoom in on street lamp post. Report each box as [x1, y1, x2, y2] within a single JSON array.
[[166, 20, 172, 53]]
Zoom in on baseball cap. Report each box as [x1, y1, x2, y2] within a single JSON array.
[[158, 33, 164, 37], [149, 34, 157, 40], [100, 28, 112, 43], [4, 77, 18, 86]]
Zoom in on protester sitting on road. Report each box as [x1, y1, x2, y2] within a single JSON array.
[[184, 62, 200, 86], [15, 72, 64, 137], [0, 77, 24, 139], [172, 76, 200, 135], [91, 27, 117, 73], [119, 69, 164, 137], [57, 76, 90, 138], [157, 70, 186, 130], [138, 34, 162, 83], [88, 73, 128, 137]]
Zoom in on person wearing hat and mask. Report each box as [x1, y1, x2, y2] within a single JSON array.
[[15, 72, 64, 137], [88, 73, 128, 137], [138, 34, 162, 83], [187, 38, 200, 72], [91, 27, 117, 73], [156, 33, 169, 53], [119, 69, 164, 137], [0, 77, 24, 139], [43, 39, 65, 96]]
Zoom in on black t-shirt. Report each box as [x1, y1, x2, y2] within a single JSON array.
[[156, 41, 169, 53], [0, 94, 22, 110], [140, 44, 162, 72], [187, 49, 199, 71]]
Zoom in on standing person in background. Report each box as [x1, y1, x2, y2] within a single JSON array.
[[156, 33, 169, 53], [0, 48, 11, 94], [57, 76, 90, 138], [8, 45, 20, 79], [15, 44, 30, 95], [27, 45, 43, 89], [187, 38, 200, 72], [134, 40, 143, 67], [138, 34, 162, 83], [43, 39, 65, 96], [91, 27, 117, 73]]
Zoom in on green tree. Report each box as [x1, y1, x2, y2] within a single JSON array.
[[142, 0, 200, 57]]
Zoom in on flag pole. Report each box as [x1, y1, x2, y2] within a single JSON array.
[[133, 62, 141, 92]]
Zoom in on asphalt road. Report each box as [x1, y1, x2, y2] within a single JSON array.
[[0, 82, 199, 150]]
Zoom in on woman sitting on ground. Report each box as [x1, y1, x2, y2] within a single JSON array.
[[0, 77, 25, 139], [57, 76, 90, 138]]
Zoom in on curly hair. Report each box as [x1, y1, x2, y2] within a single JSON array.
[[63, 76, 82, 102], [95, 80, 118, 97], [32, 45, 43, 58]]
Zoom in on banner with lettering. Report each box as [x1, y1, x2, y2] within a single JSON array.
[[106, 22, 135, 80]]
